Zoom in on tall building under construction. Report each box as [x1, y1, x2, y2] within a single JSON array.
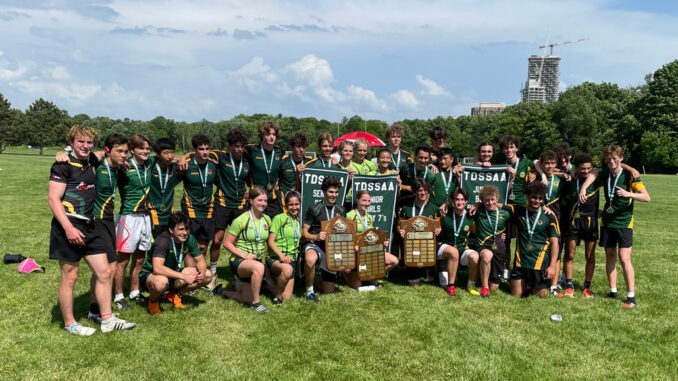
[[521, 55, 560, 103]]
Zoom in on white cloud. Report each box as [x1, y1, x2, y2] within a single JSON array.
[[287, 54, 334, 88], [347, 85, 387, 110], [0, 65, 26, 80], [391, 89, 419, 109], [416, 75, 449, 96], [229, 56, 277, 91], [47, 66, 71, 80]]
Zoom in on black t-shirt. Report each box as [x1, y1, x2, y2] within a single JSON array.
[[303, 201, 346, 236], [49, 153, 99, 219]]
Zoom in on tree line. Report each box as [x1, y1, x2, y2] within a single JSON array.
[[0, 60, 676, 173]]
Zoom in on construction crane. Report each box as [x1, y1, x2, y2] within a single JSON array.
[[539, 38, 588, 56]]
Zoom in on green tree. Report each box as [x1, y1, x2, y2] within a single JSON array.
[[0, 93, 14, 152], [24, 98, 70, 155]]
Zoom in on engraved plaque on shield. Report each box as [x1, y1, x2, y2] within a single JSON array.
[[399, 216, 440, 267], [321, 215, 357, 272], [356, 228, 386, 281]]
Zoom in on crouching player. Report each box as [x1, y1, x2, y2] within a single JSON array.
[[503, 182, 560, 298], [139, 213, 212, 315], [438, 188, 476, 296]]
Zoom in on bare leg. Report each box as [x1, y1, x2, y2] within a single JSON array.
[[583, 241, 596, 282], [304, 250, 318, 289], [479, 250, 492, 289], [605, 247, 617, 290], [84, 254, 113, 320], [510, 278, 525, 297], [58, 261, 80, 326], [618, 247, 634, 294], [115, 252, 131, 295], [129, 249, 145, 292]]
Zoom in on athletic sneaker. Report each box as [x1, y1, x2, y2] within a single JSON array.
[[210, 284, 224, 297], [606, 292, 618, 299], [272, 298, 283, 306], [550, 288, 564, 297], [166, 291, 186, 309], [64, 323, 96, 336], [87, 312, 118, 324], [564, 288, 575, 297], [148, 300, 162, 316], [582, 288, 593, 298], [480, 287, 490, 299], [622, 297, 636, 308], [129, 294, 147, 305], [114, 298, 131, 310], [100, 317, 136, 332], [467, 284, 480, 296], [444, 285, 456, 296], [250, 302, 269, 313], [305, 292, 319, 303]]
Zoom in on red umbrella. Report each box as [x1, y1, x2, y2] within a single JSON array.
[[333, 131, 385, 147]]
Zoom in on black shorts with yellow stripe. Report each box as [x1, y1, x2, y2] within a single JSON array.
[[567, 215, 599, 244]]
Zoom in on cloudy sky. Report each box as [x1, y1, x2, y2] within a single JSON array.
[[1, 0, 677, 123]]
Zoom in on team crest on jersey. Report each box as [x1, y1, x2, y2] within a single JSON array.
[[554, 180, 559, 186], [538, 220, 543, 225], [519, 172, 525, 178], [263, 223, 269, 231], [464, 226, 469, 231]]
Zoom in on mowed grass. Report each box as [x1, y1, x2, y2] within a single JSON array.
[[0, 153, 676, 380]]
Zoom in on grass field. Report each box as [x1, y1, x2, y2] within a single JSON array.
[[0, 152, 676, 380]]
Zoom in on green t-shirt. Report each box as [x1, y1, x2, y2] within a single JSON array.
[[471, 206, 511, 246], [212, 150, 250, 210], [306, 157, 342, 169], [400, 162, 437, 188], [118, 157, 155, 215], [279, 154, 313, 195], [269, 213, 302, 260], [180, 158, 216, 219], [399, 201, 440, 220], [246, 144, 284, 196], [388, 149, 413, 171], [502, 204, 560, 270], [541, 174, 566, 219], [346, 209, 374, 233], [227, 211, 272, 260], [594, 168, 645, 229], [507, 158, 534, 206], [148, 161, 178, 226], [431, 168, 457, 208], [440, 211, 474, 251], [93, 159, 119, 220], [140, 232, 202, 276]]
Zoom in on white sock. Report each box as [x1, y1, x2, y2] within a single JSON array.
[[306, 286, 314, 294], [129, 289, 139, 298], [101, 317, 114, 324], [467, 281, 476, 286], [114, 293, 125, 301], [550, 285, 557, 291], [627, 292, 635, 298], [210, 261, 218, 273], [610, 287, 618, 293]]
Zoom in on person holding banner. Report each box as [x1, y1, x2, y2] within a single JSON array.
[[266, 191, 303, 305], [431, 148, 459, 208], [439, 188, 477, 296], [212, 187, 272, 313], [279, 133, 312, 194], [400, 144, 437, 205], [345, 191, 399, 289], [577, 145, 650, 308], [470, 185, 511, 298], [354, 138, 377, 174], [368, 148, 400, 178], [473, 140, 495, 167], [398, 179, 441, 286], [385, 124, 413, 171], [246, 121, 284, 218], [338, 140, 363, 210], [307, 133, 341, 169], [301, 176, 347, 301]]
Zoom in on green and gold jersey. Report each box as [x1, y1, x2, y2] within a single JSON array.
[[148, 161, 178, 226], [180, 158, 216, 219], [507, 158, 534, 206], [400, 162, 437, 188], [140, 232, 202, 276], [388, 149, 413, 171], [431, 169, 457, 208], [501, 204, 560, 270], [399, 201, 440, 220], [594, 168, 645, 229], [367, 169, 397, 176], [211, 150, 249, 210], [93, 159, 120, 220], [346, 209, 374, 233], [227, 211, 272, 260], [246, 144, 284, 196], [564, 174, 600, 224], [471, 206, 510, 246], [119, 157, 155, 215], [269, 212, 302, 260], [279, 154, 313, 195], [306, 156, 342, 169], [356, 158, 377, 174], [541, 174, 565, 219], [440, 211, 474, 251], [49, 153, 99, 219]]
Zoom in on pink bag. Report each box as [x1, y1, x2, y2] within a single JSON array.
[[17, 258, 45, 273]]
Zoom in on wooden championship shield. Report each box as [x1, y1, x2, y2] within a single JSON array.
[[356, 228, 386, 281], [399, 216, 440, 267], [321, 215, 357, 271]]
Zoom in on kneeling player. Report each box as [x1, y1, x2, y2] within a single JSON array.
[[140, 213, 212, 315], [503, 182, 560, 298], [266, 191, 303, 305], [439, 188, 477, 296]]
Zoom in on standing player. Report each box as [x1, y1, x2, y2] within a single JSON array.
[[338, 140, 363, 210], [399, 144, 437, 204], [148, 138, 178, 237], [246, 120, 284, 218], [438, 188, 476, 296], [209, 129, 250, 286], [267, 191, 304, 305], [563, 153, 599, 297], [501, 135, 534, 283], [301, 177, 347, 301], [578, 145, 650, 308], [431, 148, 458, 208], [49, 126, 135, 335], [385, 124, 413, 171], [502, 182, 561, 298], [115, 134, 154, 309], [470, 185, 511, 298], [307, 133, 341, 169], [368, 148, 400, 177], [279, 132, 312, 195], [429, 126, 458, 167], [140, 213, 212, 315], [354, 138, 377, 174]]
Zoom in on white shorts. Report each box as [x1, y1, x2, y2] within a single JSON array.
[[437, 243, 451, 260], [115, 214, 152, 253], [460, 249, 477, 267]]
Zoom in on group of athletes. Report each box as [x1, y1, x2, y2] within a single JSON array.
[[48, 121, 650, 335]]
